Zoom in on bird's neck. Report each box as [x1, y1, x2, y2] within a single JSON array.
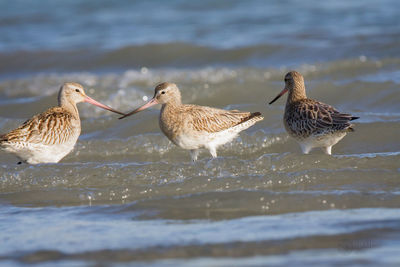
[[163, 98, 182, 110], [160, 100, 183, 124], [287, 84, 307, 104], [60, 99, 80, 119]]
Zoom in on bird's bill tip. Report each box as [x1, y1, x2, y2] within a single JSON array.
[[268, 88, 288, 105], [84, 96, 125, 115], [119, 97, 158, 119]]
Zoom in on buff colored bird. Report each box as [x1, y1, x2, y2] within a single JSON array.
[[120, 82, 263, 161], [0, 82, 124, 164], [269, 71, 359, 155]]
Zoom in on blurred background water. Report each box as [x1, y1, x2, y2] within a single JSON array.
[[0, 0, 399, 266]]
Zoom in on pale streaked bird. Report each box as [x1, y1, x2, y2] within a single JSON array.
[[120, 82, 263, 161], [0, 82, 124, 164], [269, 71, 359, 155]]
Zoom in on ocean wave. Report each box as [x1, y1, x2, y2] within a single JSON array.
[[0, 43, 282, 75], [1, 43, 400, 76], [1, 207, 399, 255], [0, 59, 399, 119]]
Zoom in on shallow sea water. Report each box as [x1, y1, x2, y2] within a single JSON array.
[[1, 0, 400, 266]]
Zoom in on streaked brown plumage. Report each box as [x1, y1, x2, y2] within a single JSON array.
[[120, 82, 263, 161], [1, 107, 79, 146], [269, 71, 359, 154], [0, 82, 124, 164]]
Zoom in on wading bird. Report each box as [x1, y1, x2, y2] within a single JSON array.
[[269, 71, 359, 155], [0, 82, 124, 164], [120, 82, 263, 161]]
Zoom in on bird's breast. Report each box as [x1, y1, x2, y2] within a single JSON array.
[[159, 107, 185, 144]]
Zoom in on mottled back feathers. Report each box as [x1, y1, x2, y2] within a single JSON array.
[[162, 104, 263, 135], [1, 107, 79, 146], [187, 106, 262, 133], [285, 98, 358, 138]]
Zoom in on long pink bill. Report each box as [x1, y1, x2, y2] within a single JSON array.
[[119, 97, 159, 119], [84, 96, 125, 115], [269, 88, 288, 105]]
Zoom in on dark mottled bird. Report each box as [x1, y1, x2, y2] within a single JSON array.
[[269, 71, 359, 154]]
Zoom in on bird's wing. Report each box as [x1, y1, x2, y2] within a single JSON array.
[[1, 107, 77, 146], [185, 105, 261, 133], [286, 100, 355, 137]]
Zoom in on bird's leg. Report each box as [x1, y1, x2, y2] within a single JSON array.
[[322, 146, 332, 155], [190, 149, 199, 162], [300, 143, 312, 154], [209, 146, 217, 158]]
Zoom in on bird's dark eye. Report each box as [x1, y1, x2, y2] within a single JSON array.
[[75, 89, 80, 93], [161, 91, 165, 94]]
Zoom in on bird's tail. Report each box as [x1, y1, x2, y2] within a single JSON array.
[[241, 112, 263, 124], [233, 112, 264, 133], [346, 116, 360, 132]]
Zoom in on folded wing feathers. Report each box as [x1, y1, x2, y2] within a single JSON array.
[[287, 99, 358, 136], [312, 101, 357, 133], [1, 107, 76, 146], [189, 106, 262, 133]]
